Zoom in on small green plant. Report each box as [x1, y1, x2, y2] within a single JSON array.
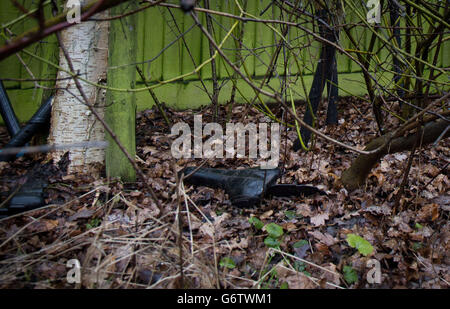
[[264, 223, 283, 238], [292, 239, 308, 249], [346, 234, 374, 256], [293, 261, 311, 277], [263, 223, 284, 249], [343, 265, 358, 284], [264, 237, 281, 248], [285, 210, 300, 220], [260, 268, 280, 289], [219, 257, 236, 269], [248, 217, 264, 230], [86, 218, 101, 230]]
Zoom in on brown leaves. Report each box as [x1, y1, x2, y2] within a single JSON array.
[[275, 263, 316, 289], [310, 212, 329, 227], [0, 98, 448, 289], [308, 231, 338, 246], [417, 203, 440, 222], [68, 208, 94, 221], [27, 219, 59, 233]]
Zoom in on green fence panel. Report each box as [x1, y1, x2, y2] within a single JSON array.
[[0, 0, 58, 124], [181, 8, 202, 81], [162, 7, 183, 81], [144, 6, 165, 82], [0, 0, 22, 89], [1, 0, 449, 125]]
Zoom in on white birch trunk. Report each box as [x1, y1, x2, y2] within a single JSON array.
[[48, 10, 109, 174]]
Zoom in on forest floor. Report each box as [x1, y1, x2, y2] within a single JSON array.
[[0, 97, 448, 289]]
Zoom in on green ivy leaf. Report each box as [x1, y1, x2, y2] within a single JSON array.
[[86, 218, 100, 230], [343, 265, 358, 284], [264, 223, 284, 239], [280, 282, 289, 289], [346, 234, 374, 256], [249, 217, 264, 230], [264, 237, 281, 248], [294, 261, 306, 272], [285, 210, 297, 220], [293, 240, 308, 248], [219, 257, 236, 269]]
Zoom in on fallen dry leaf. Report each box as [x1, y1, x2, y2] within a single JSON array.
[[310, 212, 329, 227]]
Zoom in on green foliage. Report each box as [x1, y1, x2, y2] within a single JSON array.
[[248, 217, 264, 230], [343, 265, 358, 284], [261, 268, 290, 289], [219, 257, 236, 269], [86, 218, 101, 230], [262, 223, 284, 249], [293, 240, 308, 248], [285, 210, 300, 220], [264, 223, 284, 239], [264, 237, 281, 248], [346, 234, 374, 256], [293, 261, 311, 277]]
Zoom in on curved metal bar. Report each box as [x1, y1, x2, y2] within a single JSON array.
[[0, 81, 21, 137], [0, 96, 53, 162]]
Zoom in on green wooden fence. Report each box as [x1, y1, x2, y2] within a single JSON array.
[[0, 0, 58, 123], [0, 0, 448, 124]]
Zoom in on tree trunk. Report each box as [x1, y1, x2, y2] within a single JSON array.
[[47, 10, 109, 174], [341, 119, 449, 191]]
